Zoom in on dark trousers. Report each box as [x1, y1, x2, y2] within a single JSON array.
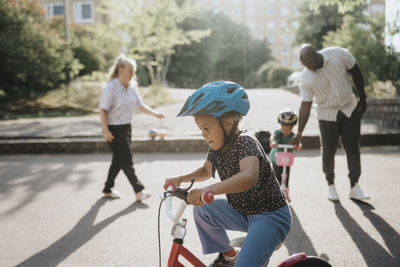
[[318, 110, 361, 187], [103, 124, 144, 194], [273, 162, 291, 187]]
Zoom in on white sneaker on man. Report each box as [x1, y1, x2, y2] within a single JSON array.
[[328, 184, 339, 201], [349, 183, 370, 200]]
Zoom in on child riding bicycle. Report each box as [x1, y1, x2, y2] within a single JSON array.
[[163, 81, 291, 267], [270, 109, 302, 202]]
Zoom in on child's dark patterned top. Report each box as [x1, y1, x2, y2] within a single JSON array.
[[207, 130, 286, 215]]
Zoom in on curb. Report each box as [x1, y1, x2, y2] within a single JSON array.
[[0, 134, 399, 154]]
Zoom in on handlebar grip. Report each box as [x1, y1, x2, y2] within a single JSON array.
[[167, 184, 176, 191], [201, 191, 214, 204]]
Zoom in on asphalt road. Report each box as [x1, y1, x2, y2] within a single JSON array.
[[0, 147, 399, 266]]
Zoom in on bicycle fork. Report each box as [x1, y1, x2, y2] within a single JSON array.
[[168, 219, 206, 267]]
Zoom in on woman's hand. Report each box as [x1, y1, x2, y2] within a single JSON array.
[[187, 188, 205, 206], [154, 111, 166, 119], [163, 177, 183, 190], [103, 129, 114, 142]]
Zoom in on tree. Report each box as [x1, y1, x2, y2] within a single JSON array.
[[167, 12, 273, 88], [100, 0, 210, 89], [323, 15, 400, 94], [306, 0, 367, 14], [0, 0, 81, 103], [293, 0, 364, 49]]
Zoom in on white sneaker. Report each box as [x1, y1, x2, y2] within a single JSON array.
[[328, 184, 339, 201], [349, 183, 370, 200], [103, 190, 122, 199], [136, 189, 151, 201]]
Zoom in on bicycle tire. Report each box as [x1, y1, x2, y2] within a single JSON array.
[[291, 256, 332, 267]]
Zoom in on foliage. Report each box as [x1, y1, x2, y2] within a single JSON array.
[[323, 15, 400, 95], [167, 12, 273, 88], [0, 0, 81, 103], [99, 0, 210, 89], [265, 64, 293, 88], [306, 0, 367, 14], [292, 0, 364, 49]]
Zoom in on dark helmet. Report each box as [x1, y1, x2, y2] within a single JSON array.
[[278, 109, 298, 125], [177, 81, 250, 117]]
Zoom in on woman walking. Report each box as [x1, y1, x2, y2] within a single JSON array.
[[99, 55, 165, 201]]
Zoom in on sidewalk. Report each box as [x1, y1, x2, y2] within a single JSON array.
[[1, 88, 399, 154]]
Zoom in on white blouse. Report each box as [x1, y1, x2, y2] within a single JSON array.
[[99, 78, 144, 125]]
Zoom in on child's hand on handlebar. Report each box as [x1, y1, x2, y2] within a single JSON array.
[[163, 177, 182, 190], [187, 188, 205, 206]]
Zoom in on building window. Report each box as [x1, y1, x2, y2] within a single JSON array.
[[45, 3, 64, 19], [280, 7, 289, 16], [370, 4, 384, 13], [282, 47, 289, 56], [233, 8, 240, 16], [267, 21, 276, 28], [74, 2, 94, 23], [268, 8, 275, 15], [267, 34, 275, 43], [247, 21, 256, 29], [281, 34, 289, 42], [247, 8, 255, 16]]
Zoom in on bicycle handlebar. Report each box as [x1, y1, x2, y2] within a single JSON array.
[[164, 182, 214, 224], [275, 144, 294, 149]]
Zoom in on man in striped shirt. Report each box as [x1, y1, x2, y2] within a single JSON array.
[[292, 44, 370, 202]]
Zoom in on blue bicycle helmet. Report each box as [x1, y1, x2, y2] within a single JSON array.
[[177, 81, 250, 117]]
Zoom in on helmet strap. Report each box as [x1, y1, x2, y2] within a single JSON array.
[[211, 119, 239, 178]]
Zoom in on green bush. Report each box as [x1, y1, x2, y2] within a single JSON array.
[[0, 0, 81, 103], [267, 66, 293, 88]]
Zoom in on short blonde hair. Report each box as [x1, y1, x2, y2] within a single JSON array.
[[107, 54, 137, 82]]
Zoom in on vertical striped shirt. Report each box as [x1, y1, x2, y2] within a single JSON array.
[[299, 46, 358, 121], [99, 78, 144, 125]]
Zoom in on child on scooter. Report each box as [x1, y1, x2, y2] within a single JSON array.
[[270, 109, 302, 202], [164, 81, 291, 267]]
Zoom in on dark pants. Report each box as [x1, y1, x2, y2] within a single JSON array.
[[318, 110, 361, 187], [272, 162, 291, 187], [103, 124, 144, 194]]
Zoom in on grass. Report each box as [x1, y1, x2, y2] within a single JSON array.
[[0, 78, 178, 120]]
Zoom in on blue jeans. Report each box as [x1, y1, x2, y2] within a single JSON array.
[[193, 198, 291, 266]]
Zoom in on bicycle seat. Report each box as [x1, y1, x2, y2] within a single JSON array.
[[230, 237, 282, 251]]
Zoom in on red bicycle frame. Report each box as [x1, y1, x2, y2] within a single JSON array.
[[168, 240, 205, 267]]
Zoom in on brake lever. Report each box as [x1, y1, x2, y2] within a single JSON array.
[[172, 179, 195, 204]]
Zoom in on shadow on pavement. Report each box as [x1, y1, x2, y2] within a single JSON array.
[[351, 199, 400, 264], [334, 201, 399, 266], [16, 198, 148, 267], [0, 158, 93, 216], [283, 208, 330, 262]]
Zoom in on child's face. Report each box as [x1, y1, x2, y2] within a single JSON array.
[[281, 124, 294, 136], [194, 115, 226, 150]]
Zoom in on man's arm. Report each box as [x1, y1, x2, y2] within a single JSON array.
[[291, 101, 312, 145], [348, 63, 367, 114]]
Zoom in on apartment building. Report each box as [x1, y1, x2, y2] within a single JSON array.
[[37, 0, 106, 25], [195, 0, 385, 70]]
